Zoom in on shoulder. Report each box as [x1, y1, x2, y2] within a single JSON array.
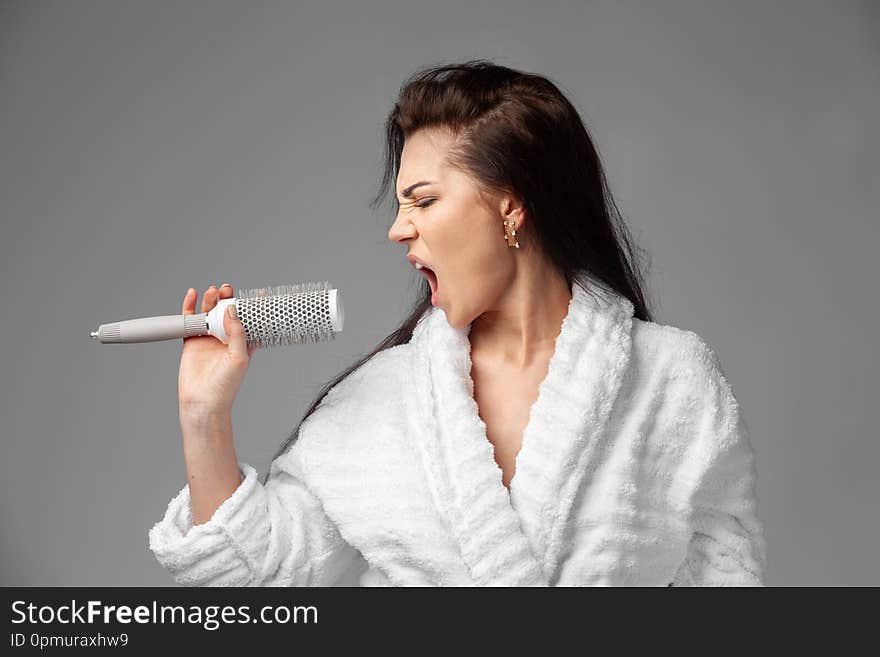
[[631, 317, 730, 380], [628, 318, 753, 476], [295, 343, 414, 451], [325, 343, 412, 405], [278, 342, 416, 492], [629, 317, 739, 423], [631, 316, 714, 363]]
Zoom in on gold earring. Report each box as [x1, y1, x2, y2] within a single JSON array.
[[503, 219, 520, 248]]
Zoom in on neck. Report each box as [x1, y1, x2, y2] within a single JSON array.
[[468, 266, 572, 370]]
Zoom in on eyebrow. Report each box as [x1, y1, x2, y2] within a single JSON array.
[[398, 180, 436, 199]]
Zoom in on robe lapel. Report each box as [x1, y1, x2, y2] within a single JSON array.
[[408, 276, 634, 586]]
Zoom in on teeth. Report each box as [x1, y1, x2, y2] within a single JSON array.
[[415, 262, 424, 269]]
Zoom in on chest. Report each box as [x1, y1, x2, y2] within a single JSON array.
[[469, 350, 554, 489]]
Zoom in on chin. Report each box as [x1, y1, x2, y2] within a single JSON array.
[[440, 307, 459, 328], [441, 305, 476, 331]]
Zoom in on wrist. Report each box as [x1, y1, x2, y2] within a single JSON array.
[[179, 405, 232, 432]]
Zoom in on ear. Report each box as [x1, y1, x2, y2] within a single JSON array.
[[499, 193, 526, 231]]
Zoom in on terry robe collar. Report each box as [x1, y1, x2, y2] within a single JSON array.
[[404, 277, 635, 586]]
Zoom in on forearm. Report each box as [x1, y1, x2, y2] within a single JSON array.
[[179, 409, 242, 525]]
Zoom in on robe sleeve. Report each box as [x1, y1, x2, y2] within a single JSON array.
[[669, 337, 769, 587], [148, 439, 360, 587]]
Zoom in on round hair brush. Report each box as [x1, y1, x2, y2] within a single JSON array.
[[90, 282, 343, 349]]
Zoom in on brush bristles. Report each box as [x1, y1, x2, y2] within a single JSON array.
[[235, 281, 337, 350]]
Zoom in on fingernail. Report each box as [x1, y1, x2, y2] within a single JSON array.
[[227, 305, 238, 320], [220, 283, 231, 288]]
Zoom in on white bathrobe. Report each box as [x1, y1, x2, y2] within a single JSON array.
[[149, 277, 768, 586]]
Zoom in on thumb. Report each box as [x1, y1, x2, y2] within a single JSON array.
[[224, 304, 250, 361]]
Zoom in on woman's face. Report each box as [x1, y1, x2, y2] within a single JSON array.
[[387, 127, 521, 329]]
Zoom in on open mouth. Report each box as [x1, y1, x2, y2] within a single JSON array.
[[419, 266, 439, 297]]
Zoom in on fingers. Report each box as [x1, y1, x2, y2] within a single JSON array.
[[182, 288, 196, 316], [200, 283, 233, 313], [184, 284, 232, 315], [218, 283, 234, 300], [223, 303, 250, 361], [200, 285, 219, 314]]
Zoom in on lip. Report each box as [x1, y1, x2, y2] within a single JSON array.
[[406, 253, 432, 269]]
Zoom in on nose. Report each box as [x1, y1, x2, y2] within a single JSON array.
[[388, 212, 416, 243]]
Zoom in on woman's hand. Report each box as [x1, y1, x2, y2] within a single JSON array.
[[177, 284, 257, 419]]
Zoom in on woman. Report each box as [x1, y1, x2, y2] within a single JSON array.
[[149, 60, 768, 586]]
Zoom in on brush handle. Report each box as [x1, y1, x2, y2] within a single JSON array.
[[90, 312, 211, 343], [90, 298, 236, 344]]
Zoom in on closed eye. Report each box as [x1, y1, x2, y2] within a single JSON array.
[[417, 198, 437, 209]]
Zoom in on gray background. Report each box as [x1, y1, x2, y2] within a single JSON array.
[[1, 0, 877, 586]]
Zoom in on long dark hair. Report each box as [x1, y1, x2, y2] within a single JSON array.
[[261, 59, 653, 482]]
